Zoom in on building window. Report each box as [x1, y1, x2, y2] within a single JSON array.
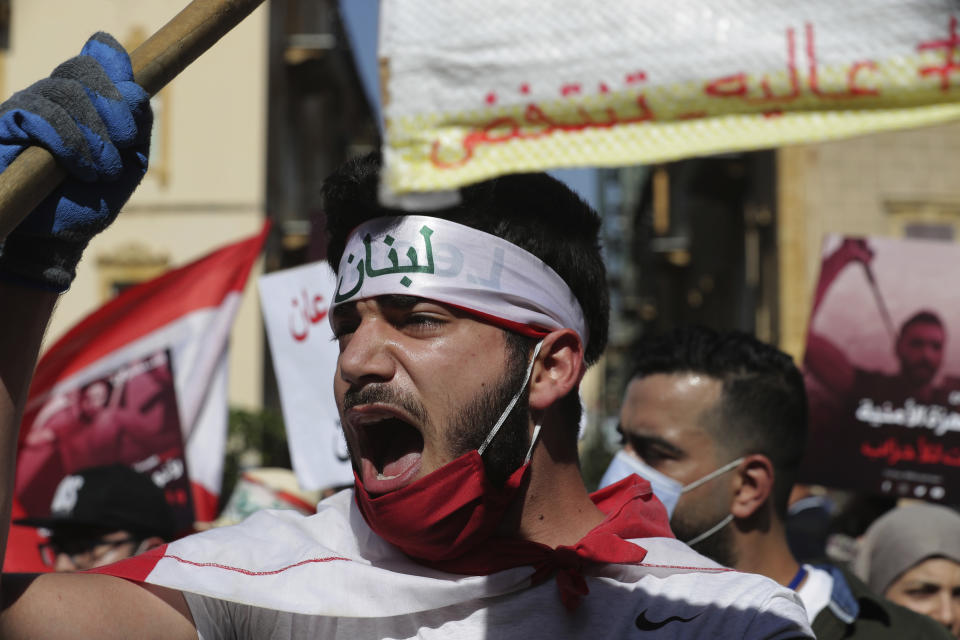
[[97, 242, 170, 302], [886, 200, 960, 242]]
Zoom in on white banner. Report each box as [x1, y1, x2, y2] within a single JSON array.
[[380, 0, 960, 194], [259, 262, 352, 491]]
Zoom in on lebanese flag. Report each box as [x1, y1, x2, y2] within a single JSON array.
[[8, 224, 268, 568]]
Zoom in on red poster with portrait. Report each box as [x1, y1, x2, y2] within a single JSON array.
[[15, 349, 194, 532], [800, 235, 960, 504]]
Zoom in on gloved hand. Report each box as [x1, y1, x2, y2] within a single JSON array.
[[0, 32, 151, 292]]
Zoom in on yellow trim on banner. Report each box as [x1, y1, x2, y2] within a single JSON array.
[[386, 103, 960, 192], [384, 46, 960, 192]]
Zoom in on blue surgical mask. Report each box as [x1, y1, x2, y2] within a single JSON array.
[[599, 450, 743, 526], [600, 450, 685, 516]]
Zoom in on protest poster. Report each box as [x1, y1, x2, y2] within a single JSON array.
[[16, 349, 194, 532], [800, 234, 960, 504], [258, 261, 353, 491], [12, 224, 268, 535], [379, 0, 960, 197]]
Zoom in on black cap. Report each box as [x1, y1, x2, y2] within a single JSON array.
[[16, 464, 177, 541]]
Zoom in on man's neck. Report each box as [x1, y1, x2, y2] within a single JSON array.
[[732, 518, 802, 588], [508, 451, 606, 548]]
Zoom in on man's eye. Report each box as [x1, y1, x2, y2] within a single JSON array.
[[638, 446, 671, 464], [331, 322, 357, 342], [401, 314, 444, 330], [625, 435, 674, 464], [907, 585, 940, 598]]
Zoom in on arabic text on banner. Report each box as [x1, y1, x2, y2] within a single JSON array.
[[380, 0, 960, 194]]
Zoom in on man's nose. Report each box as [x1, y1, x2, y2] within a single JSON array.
[[950, 600, 960, 636], [932, 592, 957, 630], [338, 317, 397, 386]]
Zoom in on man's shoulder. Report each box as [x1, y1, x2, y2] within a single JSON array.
[[624, 538, 809, 609], [585, 538, 811, 638], [813, 566, 954, 640]]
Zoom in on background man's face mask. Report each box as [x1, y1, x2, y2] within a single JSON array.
[[599, 450, 743, 537]]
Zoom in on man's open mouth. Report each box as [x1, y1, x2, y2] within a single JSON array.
[[350, 410, 425, 494]]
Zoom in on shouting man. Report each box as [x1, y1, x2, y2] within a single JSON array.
[[0, 34, 810, 638]]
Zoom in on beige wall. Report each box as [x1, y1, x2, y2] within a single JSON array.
[[778, 121, 960, 361], [7, 0, 269, 410]]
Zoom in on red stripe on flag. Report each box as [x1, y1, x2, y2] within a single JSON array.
[[28, 223, 270, 396], [191, 481, 220, 523], [162, 553, 351, 575], [86, 544, 168, 582]]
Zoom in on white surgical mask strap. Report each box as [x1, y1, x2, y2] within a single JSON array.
[[524, 423, 543, 464], [478, 340, 544, 457], [681, 457, 745, 494], [686, 513, 734, 547]]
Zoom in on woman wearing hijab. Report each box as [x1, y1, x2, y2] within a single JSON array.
[[854, 503, 960, 637]]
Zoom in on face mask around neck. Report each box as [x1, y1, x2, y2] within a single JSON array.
[[353, 341, 544, 563], [598, 450, 743, 544]]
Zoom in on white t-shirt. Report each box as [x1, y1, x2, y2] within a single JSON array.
[[102, 490, 812, 639], [795, 564, 834, 623]]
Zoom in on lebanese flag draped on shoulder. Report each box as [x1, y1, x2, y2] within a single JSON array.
[[15, 224, 269, 525]]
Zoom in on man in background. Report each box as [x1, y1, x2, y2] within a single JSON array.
[[17, 464, 176, 572], [602, 325, 953, 638]]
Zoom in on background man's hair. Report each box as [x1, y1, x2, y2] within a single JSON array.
[[629, 326, 808, 519], [898, 310, 945, 340]]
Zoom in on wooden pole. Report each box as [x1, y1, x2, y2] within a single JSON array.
[[0, 0, 266, 240]]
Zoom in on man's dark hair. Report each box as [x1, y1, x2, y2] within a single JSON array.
[[898, 310, 945, 341], [321, 153, 609, 443], [629, 326, 807, 519]]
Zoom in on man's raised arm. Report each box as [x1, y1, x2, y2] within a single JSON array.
[[0, 34, 197, 638], [804, 238, 875, 396], [0, 285, 56, 588]]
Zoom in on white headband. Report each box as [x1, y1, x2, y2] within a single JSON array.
[[331, 216, 588, 345]]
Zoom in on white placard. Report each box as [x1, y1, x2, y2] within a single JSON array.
[[259, 262, 352, 490]]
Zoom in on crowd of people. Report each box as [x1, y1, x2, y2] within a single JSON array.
[[0, 30, 958, 640]]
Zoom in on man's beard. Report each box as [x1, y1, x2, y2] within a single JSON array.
[[904, 361, 938, 387], [446, 353, 531, 487], [341, 337, 533, 488], [671, 511, 738, 568]]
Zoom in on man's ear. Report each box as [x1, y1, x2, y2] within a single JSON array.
[[730, 454, 774, 520], [527, 329, 585, 411]]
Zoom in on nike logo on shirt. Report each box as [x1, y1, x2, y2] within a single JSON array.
[[635, 609, 704, 631]]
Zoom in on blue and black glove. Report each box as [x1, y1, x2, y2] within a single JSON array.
[[0, 32, 151, 292]]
